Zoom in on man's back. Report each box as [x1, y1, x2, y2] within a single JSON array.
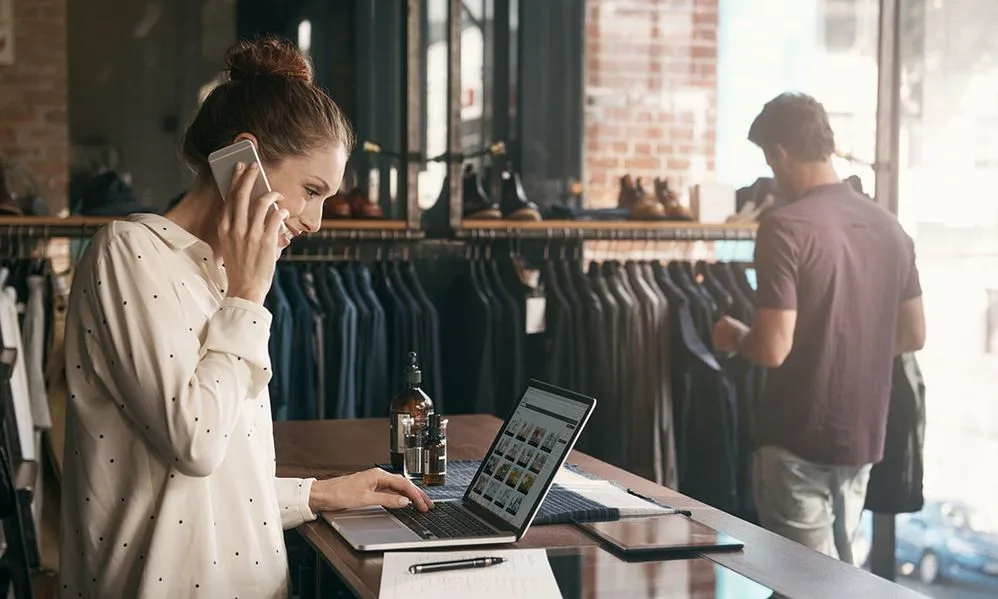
[[753, 182, 921, 466]]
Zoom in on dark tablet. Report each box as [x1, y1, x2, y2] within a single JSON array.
[[577, 514, 744, 557]]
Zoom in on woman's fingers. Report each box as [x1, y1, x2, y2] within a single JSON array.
[[370, 470, 434, 512], [229, 161, 260, 232]]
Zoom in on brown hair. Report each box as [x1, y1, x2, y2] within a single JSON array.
[[181, 37, 355, 179], [748, 93, 835, 162]]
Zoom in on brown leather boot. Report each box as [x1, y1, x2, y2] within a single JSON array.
[[626, 176, 665, 220], [617, 174, 637, 210], [654, 177, 693, 221], [463, 165, 502, 219], [499, 165, 542, 221], [348, 187, 384, 218], [322, 191, 352, 219]]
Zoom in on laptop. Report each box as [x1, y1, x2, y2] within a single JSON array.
[[324, 379, 597, 551]]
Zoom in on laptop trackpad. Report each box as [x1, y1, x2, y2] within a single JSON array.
[[336, 515, 423, 543]]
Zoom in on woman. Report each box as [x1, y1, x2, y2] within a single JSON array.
[[60, 38, 432, 598]]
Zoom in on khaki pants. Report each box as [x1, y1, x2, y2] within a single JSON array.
[[753, 445, 872, 564]]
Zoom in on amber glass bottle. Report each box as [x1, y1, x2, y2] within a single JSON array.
[[421, 413, 446, 486], [389, 352, 434, 474]]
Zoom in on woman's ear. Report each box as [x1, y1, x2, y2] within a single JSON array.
[[232, 132, 260, 150]]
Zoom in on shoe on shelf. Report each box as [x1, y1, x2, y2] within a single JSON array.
[[463, 164, 502, 219], [619, 175, 665, 220], [322, 191, 352, 219], [654, 177, 694, 221], [499, 164, 541, 221], [348, 187, 384, 218], [617, 174, 637, 210]]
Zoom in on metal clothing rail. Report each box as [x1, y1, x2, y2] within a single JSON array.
[[0, 217, 426, 241], [0, 217, 756, 242], [454, 220, 758, 241]]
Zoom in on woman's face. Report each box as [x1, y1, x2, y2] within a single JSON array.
[[247, 139, 348, 248]]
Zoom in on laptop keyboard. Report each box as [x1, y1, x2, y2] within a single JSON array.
[[390, 501, 499, 540]]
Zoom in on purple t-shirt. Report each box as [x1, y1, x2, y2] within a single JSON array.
[[753, 183, 921, 466]]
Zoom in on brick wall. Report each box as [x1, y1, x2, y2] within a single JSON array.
[[584, 0, 718, 208], [0, 0, 68, 212]]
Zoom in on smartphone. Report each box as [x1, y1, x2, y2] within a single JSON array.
[[208, 139, 291, 240], [208, 139, 272, 200]]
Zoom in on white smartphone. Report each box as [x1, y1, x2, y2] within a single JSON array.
[[208, 139, 291, 240], [208, 139, 273, 200]]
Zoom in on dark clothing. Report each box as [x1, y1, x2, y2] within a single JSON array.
[[438, 268, 495, 415], [652, 261, 738, 509], [324, 269, 358, 419], [864, 353, 926, 514], [338, 264, 370, 415], [264, 275, 293, 421], [300, 271, 329, 419], [754, 182, 922, 466], [372, 264, 408, 392], [401, 263, 444, 411], [543, 262, 573, 389], [357, 265, 389, 416], [278, 266, 317, 420], [483, 260, 524, 417]]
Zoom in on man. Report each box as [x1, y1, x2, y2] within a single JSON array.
[[712, 93, 926, 563]]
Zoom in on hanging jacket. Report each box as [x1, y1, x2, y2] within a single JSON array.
[[864, 353, 926, 514]]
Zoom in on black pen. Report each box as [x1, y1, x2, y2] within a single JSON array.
[[626, 488, 693, 517], [408, 556, 507, 575]]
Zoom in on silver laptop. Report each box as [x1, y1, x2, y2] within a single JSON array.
[[324, 380, 596, 551]]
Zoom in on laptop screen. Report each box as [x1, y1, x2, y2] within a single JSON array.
[[463, 383, 594, 531]]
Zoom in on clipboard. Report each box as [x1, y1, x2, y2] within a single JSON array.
[[576, 514, 744, 558]]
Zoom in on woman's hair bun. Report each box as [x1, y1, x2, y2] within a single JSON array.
[[225, 37, 313, 85]]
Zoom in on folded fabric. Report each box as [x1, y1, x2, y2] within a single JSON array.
[[420, 460, 625, 525]]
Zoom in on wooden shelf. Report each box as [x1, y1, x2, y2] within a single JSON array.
[[319, 219, 406, 230], [0, 216, 754, 241], [0, 216, 407, 228], [0, 216, 416, 239], [457, 219, 758, 240], [0, 216, 116, 227]]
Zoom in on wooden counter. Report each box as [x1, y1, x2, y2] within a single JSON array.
[[275, 416, 922, 599]]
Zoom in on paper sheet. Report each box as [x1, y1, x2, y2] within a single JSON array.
[[554, 468, 673, 516], [379, 549, 563, 599]]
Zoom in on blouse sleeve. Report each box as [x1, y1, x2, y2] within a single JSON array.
[[83, 228, 273, 477], [274, 477, 318, 529]]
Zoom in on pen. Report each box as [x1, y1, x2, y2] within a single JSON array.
[[408, 556, 507, 575], [626, 488, 693, 517]]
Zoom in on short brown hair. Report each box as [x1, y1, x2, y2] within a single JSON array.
[[748, 93, 835, 162], [181, 37, 355, 179]]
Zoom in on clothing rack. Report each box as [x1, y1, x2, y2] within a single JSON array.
[[456, 220, 758, 241], [0, 217, 427, 241], [0, 216, 758, 242]]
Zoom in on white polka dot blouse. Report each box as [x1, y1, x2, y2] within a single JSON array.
[[60, 214, 316, 598]]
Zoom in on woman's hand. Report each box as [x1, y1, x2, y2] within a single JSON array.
[[218, 161, 289, 305], [309, 469, 435, 514]]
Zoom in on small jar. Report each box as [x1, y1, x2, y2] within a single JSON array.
[[421, 414, 446, 486], [403, 417, 424, 480]]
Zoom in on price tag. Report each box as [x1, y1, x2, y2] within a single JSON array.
[[525, 296, 546, 335]]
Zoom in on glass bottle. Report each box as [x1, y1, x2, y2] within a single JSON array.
[[422, 413, 447, 486], [389, 351, 434, 474], [401, 416, 419, 479]]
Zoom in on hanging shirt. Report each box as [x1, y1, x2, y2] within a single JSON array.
[[60, 214, 316, 599], [0, 276, 35, 461], [23, 274, 52, 430]]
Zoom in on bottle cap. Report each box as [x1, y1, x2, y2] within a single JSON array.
[[404, 351, 422, 385]]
